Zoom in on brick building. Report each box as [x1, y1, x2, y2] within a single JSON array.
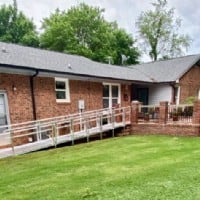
[[130, 56, 200, 105], [0, 41, 200, 129]]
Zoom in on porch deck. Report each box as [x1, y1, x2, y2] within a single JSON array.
[[0, 107, 131, 159]]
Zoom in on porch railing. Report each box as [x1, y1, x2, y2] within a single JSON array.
[[167, 104, 193, 123], [139, 104, 160, 123], [138, 103, 194, 124]]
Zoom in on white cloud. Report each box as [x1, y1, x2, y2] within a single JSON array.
[[0, 0, 199, 58]]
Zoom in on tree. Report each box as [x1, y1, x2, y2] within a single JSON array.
[[136, 0, 191, 61], [40, 3, 139, 65], [111, 27, 140, 65], [0, 0, 39, 47]]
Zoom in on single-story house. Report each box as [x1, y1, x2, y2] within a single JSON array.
[[0, 41, 200, 129], [130, 56, 200, 105]]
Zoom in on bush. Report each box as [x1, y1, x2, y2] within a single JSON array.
[[184, 96, 196, 104]]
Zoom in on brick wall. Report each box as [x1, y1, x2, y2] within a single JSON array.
[[0, 74, 33, 123], [193, 100, 200, 124], [130, 100, 200, 137], [34, 78, 104, 119], [121, 84, 131, 107], [131, 124, 200, 137], [0, 73, 131, 124], [179, 65, 200, 103], [34, 78, 131, 119]]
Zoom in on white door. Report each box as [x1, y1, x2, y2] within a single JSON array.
[[0, 93, 10, 145]]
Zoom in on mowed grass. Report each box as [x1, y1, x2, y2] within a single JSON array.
[[0, 135, 200, 200]]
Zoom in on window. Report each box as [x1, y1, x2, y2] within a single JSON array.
[[103, 83, 120, 108], [55, 78, 70, 103]]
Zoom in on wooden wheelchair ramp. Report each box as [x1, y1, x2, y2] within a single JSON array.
[[0, 106, 131, 158]]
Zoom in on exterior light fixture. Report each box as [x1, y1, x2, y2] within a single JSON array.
[[12, 84, 17, 91]]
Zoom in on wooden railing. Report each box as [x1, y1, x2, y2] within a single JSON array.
[[0, 106, 131, 156]]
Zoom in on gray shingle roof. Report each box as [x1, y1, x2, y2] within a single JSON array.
[[0, 42, 151, 82], [130, 55, 200, 82], [0, 42, 199, 83]]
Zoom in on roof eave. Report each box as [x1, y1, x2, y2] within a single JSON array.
[[176, 56, 200, 81], [0, 63, 151, 84]]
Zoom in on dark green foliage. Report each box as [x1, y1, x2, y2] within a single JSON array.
[[0, 0, 39, 47], [40, 3, 140, 65]]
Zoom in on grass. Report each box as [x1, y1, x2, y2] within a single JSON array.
[[0, 135, 200, 200]]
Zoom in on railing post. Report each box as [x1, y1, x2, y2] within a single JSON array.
[[86, 117, 90, 143], [10, 130, 15, 156], [70, 119, 74, 145], [36, 122, 41, 141], [131, 101, 140, 124], [115, 104, 121, 123], [107, 111, 111, 124], [52, 123, 58, 148], [111, 109, 115, 137], [83, 116, 90, 143], [192, 100, 200, 124], [99, 115, 103, 140], [79, 112, 83, 131], [122, 108, 126, 126], [159, 101, 168, 124]]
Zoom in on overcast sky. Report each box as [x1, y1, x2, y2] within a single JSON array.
[[0, 0, 199, 61]]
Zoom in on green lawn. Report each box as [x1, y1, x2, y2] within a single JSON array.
[[0, 135, 200, 200]]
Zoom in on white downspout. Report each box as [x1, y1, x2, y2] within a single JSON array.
[[176, 86, 180, 105], [175, 79, 180, 105]]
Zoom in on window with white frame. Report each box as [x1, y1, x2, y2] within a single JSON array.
[[55, 78, 70, 102], [103, 83, 120, 108]]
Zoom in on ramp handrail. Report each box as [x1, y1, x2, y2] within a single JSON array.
[[0, 106, 131, 152]]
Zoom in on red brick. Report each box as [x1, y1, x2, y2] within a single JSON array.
[[193, 100, 200, 124], [0, 74, 131, 123], [179, 65, 200, 103], [0, 74, 33, 123], [159, 101, 168, 124], [131, 123, 200, 137], [131, 101, 140, 124]]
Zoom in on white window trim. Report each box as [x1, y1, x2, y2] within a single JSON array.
[[103, 82, 121, 108], [55, 78, 70, 103], [0, 92, 10, 126], [0, 92, 11, 146]]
